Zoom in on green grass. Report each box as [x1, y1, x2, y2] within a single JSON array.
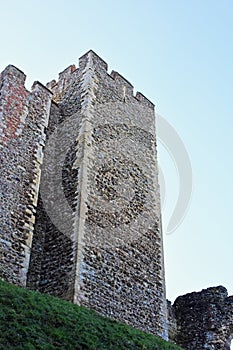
[[0, 279, 182, 350]]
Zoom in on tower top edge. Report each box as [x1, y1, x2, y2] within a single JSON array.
[[79, 50, 108, 71]]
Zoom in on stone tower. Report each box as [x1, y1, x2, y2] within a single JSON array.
[[2, 50, 233, 349], [0, 50, 167, 338]]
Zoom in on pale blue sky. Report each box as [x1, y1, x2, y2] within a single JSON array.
[[1, 0, 233, 302]]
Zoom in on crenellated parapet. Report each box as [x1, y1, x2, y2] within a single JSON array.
[[46, 64, 77, 104], [0, 65, 28, 143], [110, 70, 134, 97], [46, 50, 155, 111]]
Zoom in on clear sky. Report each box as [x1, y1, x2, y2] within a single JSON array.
[[1, 0, 233, 303]]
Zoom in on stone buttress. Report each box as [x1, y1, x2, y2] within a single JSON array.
[[26, 50, 168, 338]]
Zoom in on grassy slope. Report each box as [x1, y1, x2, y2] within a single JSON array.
[[0, 279, 182, 350]]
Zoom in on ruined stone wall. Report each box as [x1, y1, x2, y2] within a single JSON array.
[[172, 286, 233, 350], [26, 51, 167, 338], [0, 65, 52, 286]]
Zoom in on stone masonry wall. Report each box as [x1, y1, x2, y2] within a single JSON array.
[[172, 286, 233, 350], [27, 72, 84, 300], [0, 51, 167, 338], [2, 51, 233, 348], [79, 52, 167, 338], [27, 50, 167, 338], [0, 65, 52, 286]]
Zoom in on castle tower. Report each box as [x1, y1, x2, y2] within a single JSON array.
[[27, 50, 167, 338], [0, 51, 167, 338]]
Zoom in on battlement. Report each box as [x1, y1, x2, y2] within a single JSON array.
[[0, 65, 52, 97], [31, 81, 53, 97], [45, 50, 155, 109], [79, 50, 108, 72], [0, 64, 26, 84], [59, 64, 77, 80], [110, 70, 134, 96], [135, 91, 155, 109], [0, 66, 52, 146]]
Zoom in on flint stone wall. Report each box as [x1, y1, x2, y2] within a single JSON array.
[[27, 50, 167, 338], [1, 51, 233, 348], [0, 65, 52, 286], [171, 286, 233, 350]]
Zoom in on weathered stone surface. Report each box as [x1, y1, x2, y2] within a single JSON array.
[[27, 50, 167, 338], [3, 51, 232, 349], [0, 65, 52, 286], [170, 286, 233, 350], [0, 51, 166, 338]]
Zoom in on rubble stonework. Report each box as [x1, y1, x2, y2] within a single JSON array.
[[170, 286, 233, 350], [0, 51, 167, 338], [1, 51, 233, 348], [0, 65, 52, 286]]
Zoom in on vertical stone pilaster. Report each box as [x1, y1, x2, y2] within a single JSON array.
[[73, 51, 98, 303]]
